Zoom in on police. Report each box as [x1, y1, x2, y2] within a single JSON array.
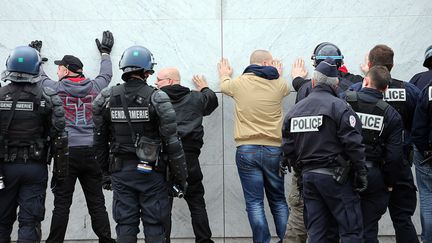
[[290, 115, 323, 132], [286, 44, 364, 243], [409, 45, 432, 90], [345, 66, 404, 242], [93, 45, 188, 243], [292, 42, 363, 103], [0, 46, 67, 242], [282, 58, 368, 243], [411, 71, 432, 243], [350, 44, 420, 243]]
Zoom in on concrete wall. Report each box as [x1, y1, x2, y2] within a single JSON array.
[[2, 0, 430, 241]]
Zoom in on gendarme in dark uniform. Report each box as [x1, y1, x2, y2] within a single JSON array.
[[0, 46, 67, 242], [345, 65, 404, 243], [93, 45, 188, 243], [282, 58, 368, 243]]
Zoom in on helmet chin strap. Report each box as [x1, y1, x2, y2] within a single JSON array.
[[127, 69, 150, 81], [131, 73, 147, 81]]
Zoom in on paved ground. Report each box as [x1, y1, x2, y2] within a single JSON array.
[[27, 235, 413, 243]]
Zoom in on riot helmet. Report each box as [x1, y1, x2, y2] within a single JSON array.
[[1, 46, 42, 83], [423, 45, 432, 68], [311, 42, 344, 68], [119, 45, 156, 81]]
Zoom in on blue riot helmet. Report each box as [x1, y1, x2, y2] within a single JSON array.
[[1, 46, 42, 83], [119, 45, 156, 81], [311, 42, 344, 68], [423, 45, 432, 68]]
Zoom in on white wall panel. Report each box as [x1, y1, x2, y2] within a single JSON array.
[[2, 0, 429, 241]]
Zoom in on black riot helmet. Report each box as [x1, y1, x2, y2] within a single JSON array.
[[1, 46, 42, 83], [119, 45, 156, 81], [311, 42, 344, 68], [423, 45, 432, 68]]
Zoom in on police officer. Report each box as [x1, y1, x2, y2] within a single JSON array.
[[409, 45, 432, 90], [350, 44, 420, 243], [285, 43, 364, 243], [409, 45, 432, 239], [411, 75, 432, 243], [282, 58, 368, 243], [0, 46, 67, 242], [345, 65, 404, 242], [292, 42, 363, 103], [93, 46, 188, 243]]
